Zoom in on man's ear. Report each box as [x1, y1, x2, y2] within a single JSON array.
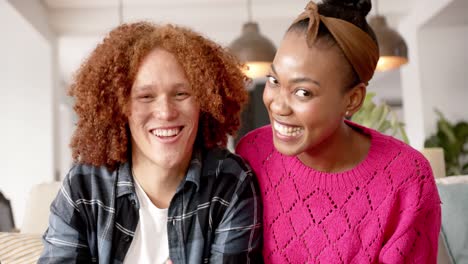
[[344, 83, 366, 118]]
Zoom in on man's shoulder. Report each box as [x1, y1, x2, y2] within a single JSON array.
[[199, 148, 260, 208], [203, 148, 252, 181], [62, 163, 122, 201], [66, 163, 118, 184]]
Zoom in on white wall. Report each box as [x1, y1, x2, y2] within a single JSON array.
[[419, 25, 468, 136], [368, 71, 403, 103], [8, 0, 62, 181], [7, 0, 55, 42], [0, 2, 55, 228], [399, 0, 453, 149], [58, 35, 102, 84]]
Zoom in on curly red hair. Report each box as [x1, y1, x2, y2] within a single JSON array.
[[70, 22, 249, 169]]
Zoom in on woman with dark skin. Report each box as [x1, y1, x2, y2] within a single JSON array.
[[237, 0, 441, 263], [39, 22, 262, 264]]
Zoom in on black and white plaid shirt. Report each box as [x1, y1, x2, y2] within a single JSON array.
[[39, 148, 263, 263]]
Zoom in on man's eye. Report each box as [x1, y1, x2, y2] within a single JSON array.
[[136, 94, 153, 102], [175, 92, 190, 100]]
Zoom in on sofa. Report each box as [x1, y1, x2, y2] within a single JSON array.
[[1, 177, 467, 263], [0, 182, 61, 264], [436, 175, 468, 264]]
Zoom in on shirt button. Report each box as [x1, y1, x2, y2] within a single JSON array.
[[131, 200, 136, 206], [124, 236, 130, 242]]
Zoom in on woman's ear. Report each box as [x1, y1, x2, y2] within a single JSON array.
[[344, 83, 366, 118]]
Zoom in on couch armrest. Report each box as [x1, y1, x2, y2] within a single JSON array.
[[0, 232, 43, 263], [436, 175, 468, 264]]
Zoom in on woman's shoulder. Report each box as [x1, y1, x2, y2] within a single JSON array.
[[367, 127, 429, 165], [237, 125, 272, 147], [347, 119, 424, 161], [365, 128, 435, 187], [235, 125, 274, 162], [346, 121, 432, 178]]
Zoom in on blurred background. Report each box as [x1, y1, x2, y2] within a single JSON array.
[[1, 0, 467, 232]]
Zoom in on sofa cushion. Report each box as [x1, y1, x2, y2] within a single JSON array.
[[0, 232, 43, 264], [436, 175, 468, 264], [21, 181, 61, 235]]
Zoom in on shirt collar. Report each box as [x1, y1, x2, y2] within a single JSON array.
[[116, 162, 135, 198], [115, 148, 203, 198], [179, 148, 202, 192]]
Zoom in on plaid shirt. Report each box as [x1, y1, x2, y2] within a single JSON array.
[[38, 148, 263, 264]]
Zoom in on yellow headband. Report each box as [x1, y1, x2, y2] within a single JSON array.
[[293, 1, 379, 84]]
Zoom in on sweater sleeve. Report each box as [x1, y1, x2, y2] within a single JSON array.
[[379, 156, 441, 264]]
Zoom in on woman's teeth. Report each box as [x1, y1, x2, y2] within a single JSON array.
[[274, 121, 303, 137]]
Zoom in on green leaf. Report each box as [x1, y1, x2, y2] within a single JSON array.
[[462, 162, 468, 174], [399, 125, 409, 144], [454, 122, 468, 142], [366, 104, 385, 129], [352, 92, 408, 144], [424, 135, 440, 148], [378, 121, 391, 133], [438, 120, 457, 144], [426, 109, 468, 177]]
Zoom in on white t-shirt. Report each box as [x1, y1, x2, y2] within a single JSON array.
[[123, 180, 170, 264]]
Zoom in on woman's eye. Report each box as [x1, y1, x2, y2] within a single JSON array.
[[266, 75, 279, 86], [295, 89, 311, 97]]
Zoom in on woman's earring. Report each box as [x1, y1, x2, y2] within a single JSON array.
[[344, 111, 351, 120]]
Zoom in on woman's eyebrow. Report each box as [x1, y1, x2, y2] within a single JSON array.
[[271, 64, 320, 86], [289, 77, 320, 86]]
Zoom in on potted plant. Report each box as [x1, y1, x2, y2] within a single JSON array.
[[424, 110, 468, 176], [351, 92, 409, 143]]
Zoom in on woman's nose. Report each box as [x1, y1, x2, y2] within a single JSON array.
[[269, 90, 292, 116]]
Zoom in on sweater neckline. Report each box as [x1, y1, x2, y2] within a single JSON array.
[[289, 121, 390, 190]]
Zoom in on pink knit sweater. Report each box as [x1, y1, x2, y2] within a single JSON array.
[[236, 122, 441, 263]]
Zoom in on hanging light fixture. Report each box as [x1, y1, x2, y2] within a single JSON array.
[[369, 0, 408, 71], [229, 0, 276, 79]]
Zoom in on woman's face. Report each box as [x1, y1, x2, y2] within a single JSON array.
[[129, 48, 200, 170], [264, 32, 353, 156]]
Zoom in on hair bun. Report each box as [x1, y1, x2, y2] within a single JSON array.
[[321, 0, 372, 16]]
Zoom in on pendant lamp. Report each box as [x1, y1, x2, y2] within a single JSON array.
[[229, 0, 276, 79], [369, 0, 408, 71]]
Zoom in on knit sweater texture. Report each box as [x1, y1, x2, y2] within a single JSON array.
[[236, 122, 441, 264]]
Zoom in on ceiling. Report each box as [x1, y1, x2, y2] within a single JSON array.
[[41, 0, 411, 40], [424, 0, 468, 27], [36, 0, 412, 84]]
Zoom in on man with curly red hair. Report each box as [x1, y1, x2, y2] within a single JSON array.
[[39, 22, 262, 263]]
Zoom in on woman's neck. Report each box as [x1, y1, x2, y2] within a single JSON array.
[[297, 121, 371, 173]]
